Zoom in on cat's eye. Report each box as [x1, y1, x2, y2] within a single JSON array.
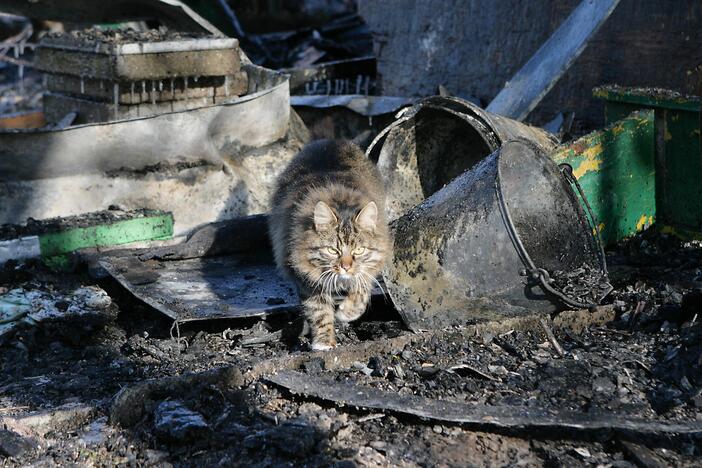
[[326, 247, 339, 255], [352, 247, 366, 256]]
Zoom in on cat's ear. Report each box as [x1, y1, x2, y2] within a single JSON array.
[[314, 201, 337, 231], [355, 201, 378, 232]]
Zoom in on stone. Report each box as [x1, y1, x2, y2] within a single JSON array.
[[301, 357, 326, 374], [0, 429, 35, 458], [592, 377, 616, 393], [243, 420, 320, 458], [153, 401, 210, 443]]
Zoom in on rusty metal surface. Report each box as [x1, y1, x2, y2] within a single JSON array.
[[551, 110, 656, 246]]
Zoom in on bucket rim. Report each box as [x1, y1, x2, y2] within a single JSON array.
[[366, 95, 502, 161]]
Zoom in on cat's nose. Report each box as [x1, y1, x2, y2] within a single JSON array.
[[340, 255, 353, 271]]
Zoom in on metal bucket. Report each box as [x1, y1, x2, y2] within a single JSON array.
[[367, 96, 558, 220], [383, 139, 611, 330]]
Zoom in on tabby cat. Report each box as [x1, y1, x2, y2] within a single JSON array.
[[268, 139, 391, 350]]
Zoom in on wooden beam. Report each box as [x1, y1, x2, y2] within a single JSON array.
[[487, 0, 621, 120]]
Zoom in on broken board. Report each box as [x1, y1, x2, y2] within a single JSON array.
[[0, 209, 173, 268], [486, 0, 621, 120]]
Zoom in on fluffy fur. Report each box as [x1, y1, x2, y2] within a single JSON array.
[[268, 139, 391, 350]]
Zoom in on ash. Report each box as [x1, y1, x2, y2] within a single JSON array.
[[0, 229, 701, 466]]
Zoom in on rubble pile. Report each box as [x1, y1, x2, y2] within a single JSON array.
[[244, 13, 376, 96], [0, 2, 700, 466], [0, 229, 700, 466]]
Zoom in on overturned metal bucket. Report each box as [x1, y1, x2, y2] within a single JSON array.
[[367, 96, 558, 220], [383, 139, 611, 330]]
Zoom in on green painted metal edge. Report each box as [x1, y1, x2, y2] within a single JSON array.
[[38, 213, 174, 258], [552, 109, 655, 246], [594, 85, 702, 233], [593, 86, 702, 113]]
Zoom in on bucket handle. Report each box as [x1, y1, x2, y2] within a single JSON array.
[[559, 163, 610, 279], [495, 158, 612, 311]]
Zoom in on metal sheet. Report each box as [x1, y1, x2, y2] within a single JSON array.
[[98, 215, 389, 322], [268, 370, 702, 438], [0, 131, 304, 235], [290, 95, 414, 117], [99, 254, 300, 322], [0, 64, 289, 181]]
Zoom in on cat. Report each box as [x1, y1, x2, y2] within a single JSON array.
[[268, 139, 391, 350]]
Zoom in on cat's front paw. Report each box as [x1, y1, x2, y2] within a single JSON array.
[[335, 294, 368, 323], [311, 341, 335, 351], [335, 308, 363, 323]]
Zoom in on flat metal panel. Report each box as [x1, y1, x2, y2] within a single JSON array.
[[100, 254, 300, 322]]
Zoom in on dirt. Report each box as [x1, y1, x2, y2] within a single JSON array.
[[1, 229, 701, 466]]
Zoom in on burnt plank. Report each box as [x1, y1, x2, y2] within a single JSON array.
[[268, 370, 702, 439]]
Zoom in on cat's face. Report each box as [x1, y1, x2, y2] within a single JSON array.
[[301, 200, 388, 295]]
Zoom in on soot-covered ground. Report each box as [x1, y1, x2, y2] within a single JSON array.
[[1, 229, 701, 467]]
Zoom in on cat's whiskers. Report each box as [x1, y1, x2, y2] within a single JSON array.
[[360, 272, 372, 290], [361, 270, 383, 293], [321, 271, 335, 297], [307, 265, 326, 282], [363, 275, 374, 294], [311, 269, 334, 295], [351, 273, 364, 293], [325, 273, 336, 297]]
